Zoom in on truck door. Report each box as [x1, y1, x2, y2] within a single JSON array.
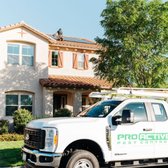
[[151, 102, 168, 158], [111, 102, 155, 161]]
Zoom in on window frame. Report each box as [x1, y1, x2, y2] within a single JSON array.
[[117, 102, 148, 123], [77, 53, 85, 69], [5, 92, 33, 116], [73, 52, 89, 70], [7, 42, 35, 66], [50, 50, 63, 68], [152, 103, 167, 121], [51, 51, 59, 66]]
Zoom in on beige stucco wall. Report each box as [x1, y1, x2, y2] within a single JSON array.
[[0, 27, 49, 118]]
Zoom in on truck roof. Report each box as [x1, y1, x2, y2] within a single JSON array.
[[104, 97, 167, 103], [89, 88, 168, 101]]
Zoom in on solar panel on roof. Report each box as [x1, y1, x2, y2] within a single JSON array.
[[63, 37, 94, 44], [48, 34, 95, 44]]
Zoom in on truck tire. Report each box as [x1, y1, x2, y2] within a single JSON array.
[[66, 150, 100, 168]]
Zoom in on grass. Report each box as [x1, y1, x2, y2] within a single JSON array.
[[0, 140, 24, 167]]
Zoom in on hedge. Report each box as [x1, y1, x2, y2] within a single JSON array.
[[0, 133, 24, 141]]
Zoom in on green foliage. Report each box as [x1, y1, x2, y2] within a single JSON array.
[[54, 108, 72, 117], [0, 120, 9, 134], [0, 133, 24, 141], [92, 0, 168, 87], [13, 109, 33, 134]]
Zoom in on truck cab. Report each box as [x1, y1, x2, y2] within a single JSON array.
[[22, 95, 168, 168]]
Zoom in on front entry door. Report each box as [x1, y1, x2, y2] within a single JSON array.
[[53, 94, 67, 114]]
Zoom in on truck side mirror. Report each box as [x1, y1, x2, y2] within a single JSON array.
[[112, 115, 122, 125], [122, 109, 134, 123]]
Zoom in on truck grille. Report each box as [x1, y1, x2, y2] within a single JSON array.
[[24, 128, 45, 150]]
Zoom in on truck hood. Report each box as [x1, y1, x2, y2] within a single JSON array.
[[26, 117, 101, 129]]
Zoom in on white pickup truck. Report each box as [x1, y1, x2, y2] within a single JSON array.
[[22, 97, 168, 168]]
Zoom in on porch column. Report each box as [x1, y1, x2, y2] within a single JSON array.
[[73, 91, 82, 115], [42, 87, 53, 117]]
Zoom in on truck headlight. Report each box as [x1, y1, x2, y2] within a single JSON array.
[[41, 128, 58, 152]]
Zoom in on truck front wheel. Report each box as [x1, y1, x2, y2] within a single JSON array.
[[66, 150, 100, 168]]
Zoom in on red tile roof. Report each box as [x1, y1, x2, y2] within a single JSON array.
[[40, 76, 112, 90]]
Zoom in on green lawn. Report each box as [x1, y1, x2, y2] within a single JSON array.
[[0, 141, 24, 167]]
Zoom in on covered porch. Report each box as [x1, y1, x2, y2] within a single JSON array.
[[39, 75, 112, 117]]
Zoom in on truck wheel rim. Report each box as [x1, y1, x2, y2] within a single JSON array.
[[74, 159, 93, 168]]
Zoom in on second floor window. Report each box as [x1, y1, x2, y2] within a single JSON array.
[[7, 43, 34, 66], [73, 53, 89, 69], [50, 51, 63, 68], [78, 54, 85, 68], [52, 51, 58, 66]]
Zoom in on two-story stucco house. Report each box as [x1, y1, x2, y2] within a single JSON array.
[[0, 21, 112, 120]]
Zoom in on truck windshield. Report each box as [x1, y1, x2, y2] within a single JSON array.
[[78, 100, 122, 118]]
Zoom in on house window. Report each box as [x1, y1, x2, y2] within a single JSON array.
[[73, 53, 89, 69], [6, 93, 33, 116], [50, 51, 63, 67], [52, 51, 58, 66], [7, 43, 34, 66], [78, 54, 85, 69]]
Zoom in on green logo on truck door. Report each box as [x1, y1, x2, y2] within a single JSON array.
[[117, 133, 168, 144]]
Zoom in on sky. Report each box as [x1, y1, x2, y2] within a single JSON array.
[[0, 0, 106, 41], [0, 0, 167, 41]]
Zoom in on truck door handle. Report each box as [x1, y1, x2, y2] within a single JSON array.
[[143, 128, 152, 131]]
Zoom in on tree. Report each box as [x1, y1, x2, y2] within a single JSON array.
[[91, 0, 168, 87]]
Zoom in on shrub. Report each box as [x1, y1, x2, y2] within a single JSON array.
[[0, 120, 9, 134], [0, 133, 24, 141], [54, 108, 72, 117], [13, 109, 33, 134]]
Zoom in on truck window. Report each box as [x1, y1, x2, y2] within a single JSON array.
[[79, 100, 122, 117], [152, 103, 167, 121], [118, 102, 148, 122]]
